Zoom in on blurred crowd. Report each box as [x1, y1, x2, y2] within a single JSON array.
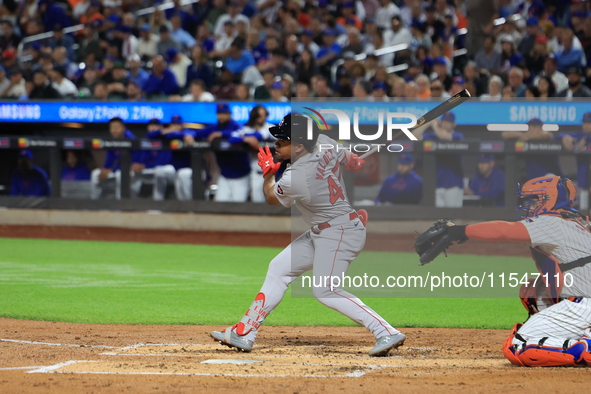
[[0, 0, 591, 101]]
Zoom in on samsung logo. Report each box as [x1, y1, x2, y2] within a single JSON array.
[[510, 105, 577, 122]]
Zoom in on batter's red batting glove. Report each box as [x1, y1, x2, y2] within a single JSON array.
[[342, 152, 365, 172], [258, 146, 281, 177]]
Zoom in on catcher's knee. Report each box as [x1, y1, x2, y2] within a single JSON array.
[[504, 325, 591, 367]]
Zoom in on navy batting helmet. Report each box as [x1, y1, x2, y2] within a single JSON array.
[[270, 113, 318, 151]]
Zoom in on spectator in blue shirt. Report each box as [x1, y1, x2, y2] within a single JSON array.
[[560, 112, 591, 210], [225, 38, 255, 76], [555, 28, 586, 73], [170, 15, 196, 51], [466, 154, 505, 206], [316, 29, 342, 70], [422, 112, 465, 207], [165, 0, 197, 33], [62, 150, 91, 181], [10, 149, 50, 197], [127, 54, 149, 90], [90, 117, 146, 199], [38, 0, 71, 33], [186, 45, 213, 89], [375, 153, 423, 205], [143, 55, 180, 97]]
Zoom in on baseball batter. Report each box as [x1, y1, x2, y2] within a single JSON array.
[[415, 176, 591, 366], [211, 114, 406, 357]]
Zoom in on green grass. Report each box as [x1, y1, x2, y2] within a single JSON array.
[[0, 238, 529, 329]]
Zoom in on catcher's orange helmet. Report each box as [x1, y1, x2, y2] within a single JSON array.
[[516, 176, 577, 219]]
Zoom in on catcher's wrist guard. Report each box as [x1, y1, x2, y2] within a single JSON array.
[[414, 220, 468, 265], [447, 225, 468, 243]]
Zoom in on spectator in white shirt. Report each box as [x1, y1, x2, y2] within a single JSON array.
[[383, 15, 413, 47], [182, 79, 215, 102], [166, 48, 193, 88], [1, 68, 27, 98], [376, 0, 401, 29], [214, 0, 250, 37], [137, 23, 160, 61], [118, 25, 139, 61], [480, 75, 503, 101], [49, 66, 78, 97], [211, 21, 237, 57]]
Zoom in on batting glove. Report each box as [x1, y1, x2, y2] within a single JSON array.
[[258, 146, 281, 177], [342, 152, 365, 172]]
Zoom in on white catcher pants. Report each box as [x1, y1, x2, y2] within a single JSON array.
[[512, 298, 591, 349], [236, 215, 399, 343]]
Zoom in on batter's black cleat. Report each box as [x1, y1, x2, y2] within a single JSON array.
[[210, 327, 253, 353], [369, 333, 406, 357]]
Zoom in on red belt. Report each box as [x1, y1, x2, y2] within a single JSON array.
[[311, 212, 359, 234]]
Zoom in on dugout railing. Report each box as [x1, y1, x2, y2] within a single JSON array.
[[0, 136, 583, 221]]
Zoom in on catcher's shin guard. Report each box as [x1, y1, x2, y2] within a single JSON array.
[[503, 323, 526, 366], [517, 345, 578, 367]]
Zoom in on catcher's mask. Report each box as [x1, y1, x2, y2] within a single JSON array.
[[516, 176, 577, 220], [269, 113, 319, 152]]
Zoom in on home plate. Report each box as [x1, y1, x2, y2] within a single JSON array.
[[201, 359, 264, 365]]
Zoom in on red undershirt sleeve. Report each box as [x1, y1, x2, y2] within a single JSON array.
[[465, 221, 531, 243]]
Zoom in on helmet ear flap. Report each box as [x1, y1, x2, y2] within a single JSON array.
[[555, 177, 577, 209]]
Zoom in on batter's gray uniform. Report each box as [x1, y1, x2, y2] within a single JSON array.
[[233, 134, 400, 343]]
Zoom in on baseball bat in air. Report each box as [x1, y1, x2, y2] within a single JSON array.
[[360, 88, 472, 159]]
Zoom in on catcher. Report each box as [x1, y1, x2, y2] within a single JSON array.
[[210, 114, 406, 356], [415, 176, 591, 367]]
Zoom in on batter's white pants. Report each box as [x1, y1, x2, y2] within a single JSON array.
[[90, 168, 142, 199], [512, 298, 591, 349], [152, 165, 176, 201], [435, 187, 463, 208], [236, 216, 399, 343], [215, 174, 250, 202]]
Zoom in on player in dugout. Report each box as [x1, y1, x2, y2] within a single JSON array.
[[10, 149, 50, 197], [415, 176, 591, 367], [191, 103, 250, 202], [464, 154, 505, 206], [375, 153, 423, 205]]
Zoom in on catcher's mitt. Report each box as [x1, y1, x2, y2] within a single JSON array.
[[414, 219, 468, 265]]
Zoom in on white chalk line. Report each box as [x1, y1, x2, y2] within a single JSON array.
[[0, 366, 44, 371], [27, 360, 91, 374], [0, 338, 118, 348], [41, 370, 369, 378], [119, 343, 178, 350]]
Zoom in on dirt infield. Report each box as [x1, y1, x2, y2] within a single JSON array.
[[1, 319, 590, 393], [0, 225, 530, 257], [0, 224, 583, 393]]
